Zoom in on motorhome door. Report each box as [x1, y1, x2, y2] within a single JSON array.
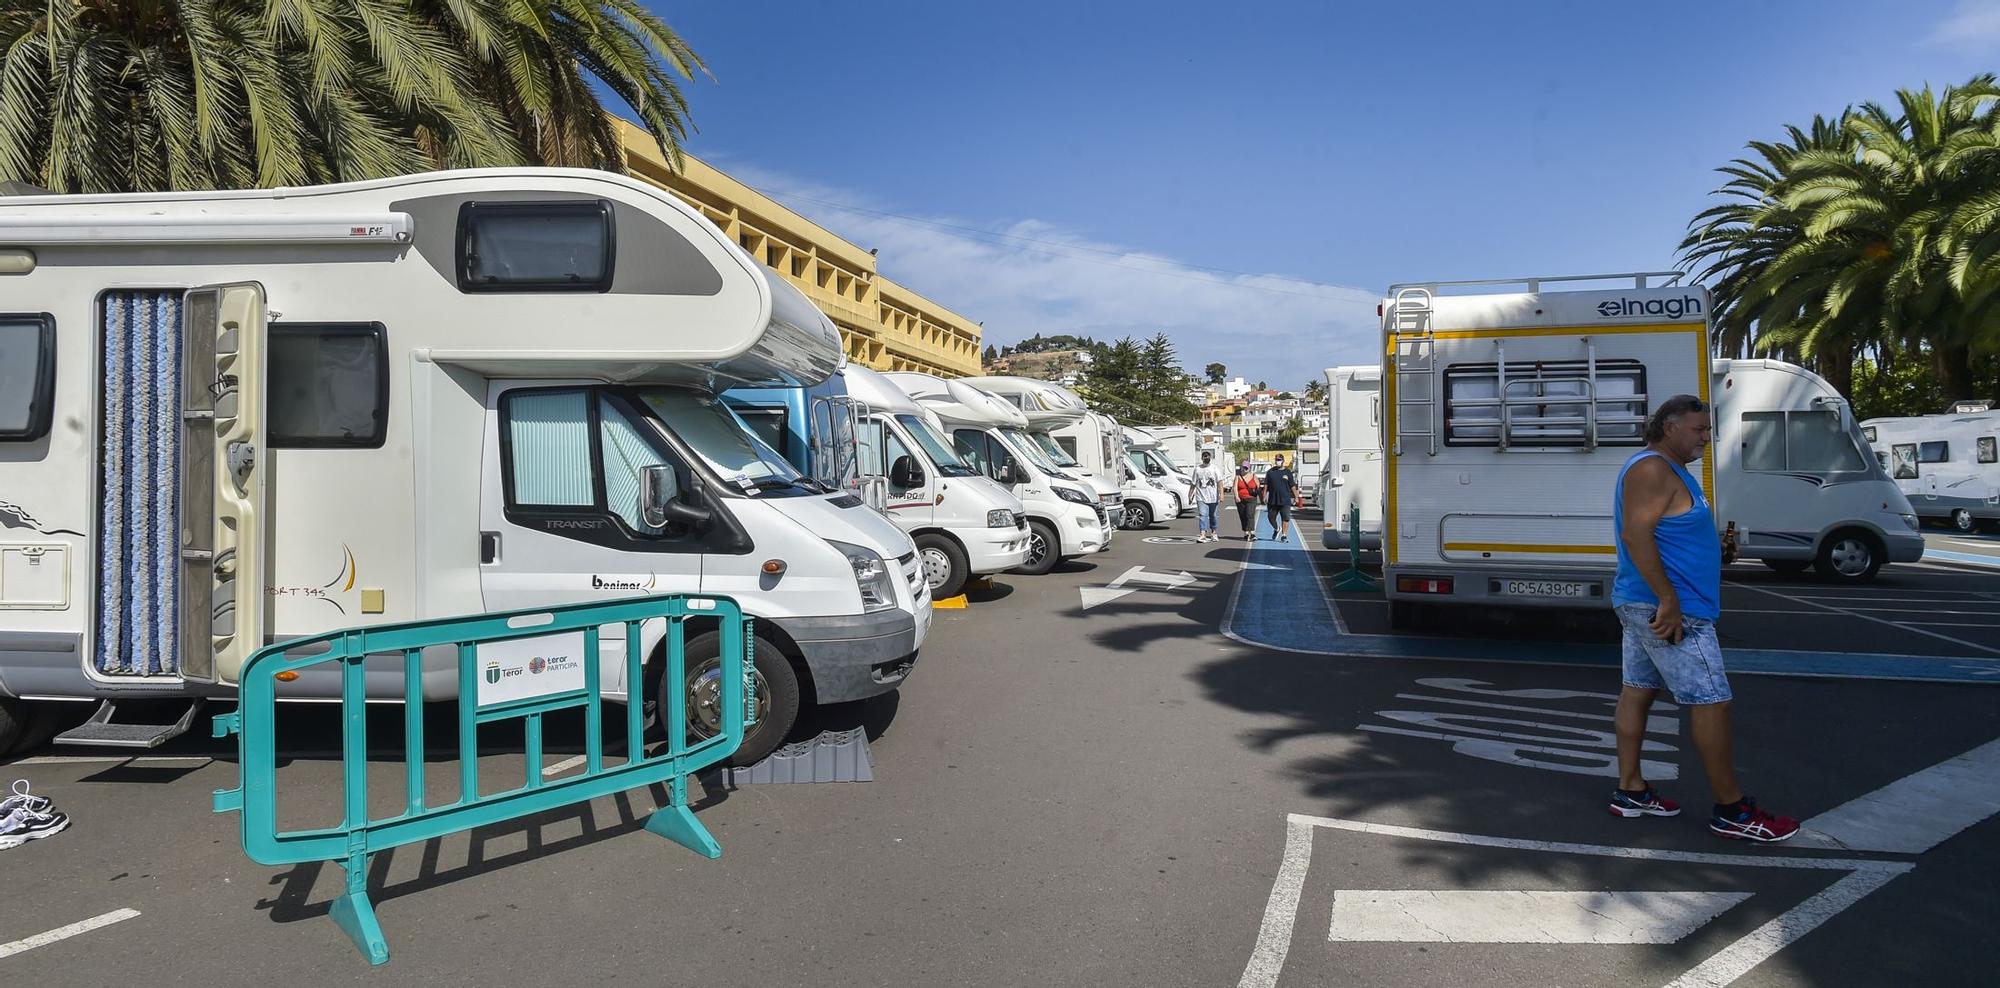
[[868, 418, 935, 526], [183, 284, 269, 685]]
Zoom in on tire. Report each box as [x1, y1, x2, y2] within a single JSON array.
[[0, 696, 24, 754], [1122, 500, 1152, 531], [1952, 508, 1977, 532], [1015, 519, 1061, 575], [1763, 559, 1811, 577], [666, 631, 801, 769], [1814, 529, 1883, 583], [914, 532, 969, 600]]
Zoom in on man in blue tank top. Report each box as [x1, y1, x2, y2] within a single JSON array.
[[1609, 394, 1798, 843]]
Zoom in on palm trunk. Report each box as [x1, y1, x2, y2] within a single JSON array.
[[1818, 348, 1854, 398], [1935, 344, 1973, 407]]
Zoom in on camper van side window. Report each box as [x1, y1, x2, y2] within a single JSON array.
[[0, 313, 55, 442], [1441, 359, 1646, 447], [1739, 412, 1787, 471], [269, 323, 388, 448], [457, 200, 615, 292], [1919, 441, 1949, 463], [1891, 444, 1919, 479], [1980, 436, 1997, 464]]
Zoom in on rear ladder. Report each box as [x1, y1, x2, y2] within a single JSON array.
[[1389, 288, 1438, 456]]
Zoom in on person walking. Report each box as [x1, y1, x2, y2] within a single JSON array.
[[1609, 394, 1797, 842], [1262, 453, 1303, 542], [1232, 465, 1261, 541], [1189, 451, 1226, 543]]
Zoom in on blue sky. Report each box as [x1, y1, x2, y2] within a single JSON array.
[[642, 1, 1999, 391]]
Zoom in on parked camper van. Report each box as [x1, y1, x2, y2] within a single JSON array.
[[1141, 426, 1202, 472], [722, 363, 869, 506], [959, 376, 1127, 528], [1862, 408, 2000, 532], [1294, 434, 1324, 510], [1116, 456, 1180, 531], [1317, 365, 1384, 553], [885, 373, 1114, 575], [1713, 360, 1923, 579], [842, 366, 1031, 597], [1124, 426, 1193, 516], [1379, 274, 1712, 627], [0, 169, 927, 764]]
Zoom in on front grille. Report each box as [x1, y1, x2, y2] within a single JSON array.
[[1091, 503, 1108, 525]]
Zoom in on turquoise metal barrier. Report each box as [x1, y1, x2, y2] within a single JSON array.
[[212, 594, 750, 965]]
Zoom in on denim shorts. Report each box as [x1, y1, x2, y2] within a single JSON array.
[[1614, 603, 1732, 705], [1196, 500, 1220, 530]]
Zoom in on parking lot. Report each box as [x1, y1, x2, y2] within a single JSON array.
[[4, 514, 1998, 986]]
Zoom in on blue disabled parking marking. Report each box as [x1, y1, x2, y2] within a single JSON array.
[[1220, 516, 2000, 685], [1922, 548, 2000, 570]]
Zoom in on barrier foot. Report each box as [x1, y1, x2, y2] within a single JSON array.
[[644, 804, 721, 859], [330, 888, 390, 966]]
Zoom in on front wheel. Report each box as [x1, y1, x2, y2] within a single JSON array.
[[914, 532, 970, 600], [1952, 508, 1977, 532], [1814, 529, 1883, 583], [667, 631, 801, 768], [1014, 519, 1061, 575], [1122, 500, 1152, 531]]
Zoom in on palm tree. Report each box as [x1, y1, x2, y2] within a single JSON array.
[[1682, 77, 2000, 402], [0, 0, 705, 193]]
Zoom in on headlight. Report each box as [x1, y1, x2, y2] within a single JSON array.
[[987, 509, 1014, 527], [828, 540, 897, 612], [1054, 485, 1093, 506], [1899, 513, 1919, 530]]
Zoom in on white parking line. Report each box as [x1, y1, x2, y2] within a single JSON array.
[[1794, 736, 2000, 854], [1239, 814, 1912, 988], [541, 754, 589, 776], [1730, 582, 2000, 656], [0, 908, 141, 959]]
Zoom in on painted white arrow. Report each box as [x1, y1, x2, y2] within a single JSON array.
[[1117, 566, 1197, 590], [1329, 890, 1751, 944], [1080, 586, 1140, 610]]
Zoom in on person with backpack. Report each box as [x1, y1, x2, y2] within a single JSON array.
[[1232, 465, 1262, 541]]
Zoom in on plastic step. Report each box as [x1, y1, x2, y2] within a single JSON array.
[[54, 698, 205, 748], [715, 727, 874, 785]]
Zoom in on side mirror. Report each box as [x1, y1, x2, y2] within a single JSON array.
[[996, 460, 1022, 486], [889, 455, 925, 491], [644, 466, 712, 529]]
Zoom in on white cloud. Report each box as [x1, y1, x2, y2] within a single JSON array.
[[712, 160, 1382, 392], [1925, 0, 2000, 48]]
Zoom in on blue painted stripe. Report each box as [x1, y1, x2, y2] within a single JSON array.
[[1221, 518, 2000, 685], [1921, 548, 2000, 570]]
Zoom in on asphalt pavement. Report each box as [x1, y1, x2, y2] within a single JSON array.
[[3, 513, 1997, 986]]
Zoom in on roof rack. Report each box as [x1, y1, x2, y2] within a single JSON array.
[[1385, 271, 1686, 294]]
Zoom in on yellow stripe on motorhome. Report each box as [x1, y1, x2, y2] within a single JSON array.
[[1422, 321, 1703, 341], [1383, 333, 1399, 565], [1442, 542, 1617, 555]]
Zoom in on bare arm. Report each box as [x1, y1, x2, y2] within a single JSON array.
[[1620, 458, 1685, 642]]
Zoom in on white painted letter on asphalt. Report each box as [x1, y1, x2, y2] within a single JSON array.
[[1329, 889, 1752, 944]]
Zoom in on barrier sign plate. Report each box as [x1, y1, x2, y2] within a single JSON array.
[[478, 630, 586, 707]]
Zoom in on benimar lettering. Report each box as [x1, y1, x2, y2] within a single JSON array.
[[1595, 295, 1704, 320]]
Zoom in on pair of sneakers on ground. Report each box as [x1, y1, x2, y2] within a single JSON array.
[[1, 780, 70, 850], [1608, 786, 1801, 843]]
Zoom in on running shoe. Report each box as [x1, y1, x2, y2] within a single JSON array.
[[1, 779, 53, 816], [0, 805, 69, 850], [1608, 787, 1681, 818], [1710, 797, 1799, 842]]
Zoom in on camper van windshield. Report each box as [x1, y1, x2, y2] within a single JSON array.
[[1028, 431, 1080, 467], [896, 414, 978, 477], [1002, 428, 1063, 472], [637, 390, 815, 495], [1127, 450, 1165, 477]]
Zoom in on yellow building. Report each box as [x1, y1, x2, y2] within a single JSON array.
[[618, 122, 983, 377]]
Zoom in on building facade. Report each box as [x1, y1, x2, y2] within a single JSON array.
[[618, 122, 983, 377]]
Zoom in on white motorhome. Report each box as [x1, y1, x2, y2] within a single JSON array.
[[1712, 360, 1924, 578], [1294, 433, 1324, 510], [1141, 425, 1201, 471], [1124, 426, 1193, 516], [1380, 274, 1712, 627], [1317, 365, 1384, 553], [0, 169, 928, 764], [1115, 454, 1180, 531], [1862, 408, 2000, 533], [843, 366, 1030, 597], [958, 376, 1126, 528], [885, 373, 1113, 575]]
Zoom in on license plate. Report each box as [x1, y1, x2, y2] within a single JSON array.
[[1502, 580, 1589, 598]]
